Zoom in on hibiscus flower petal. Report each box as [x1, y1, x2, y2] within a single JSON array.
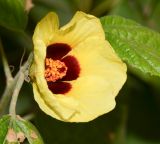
[[50, 11, 105, 47], [46, 43, 71, 60], [67, 76, 117, 122], [63, 38, 127, 122], [61, 55, 80, 81], [68, 37, 127, 79], [33, 12, 59, 45], [33, 78, 79, 121], [32, 83, 60, 120], [47, 81, 72, 94], [30, 44, 79, 121]]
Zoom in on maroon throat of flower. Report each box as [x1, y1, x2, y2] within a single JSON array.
[[44, 43, 80, 94]]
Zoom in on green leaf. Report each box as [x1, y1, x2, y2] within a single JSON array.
[[15, 117, 44, 144], [0, 115, 11, 144], [100, 15, 160, 77], [0, 115, 44, 144], [0, 0, 28, 31]]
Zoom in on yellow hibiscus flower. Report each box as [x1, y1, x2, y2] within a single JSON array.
[[30, 11, 127, 122]]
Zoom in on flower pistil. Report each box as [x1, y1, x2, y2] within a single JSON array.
[[45, 58, 68, 82]]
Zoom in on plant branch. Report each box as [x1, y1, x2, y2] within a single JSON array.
[[0, 74, 19, 117], [0, 52, 33, 117], [23, 113, 35, 121], [0, 38, 14, 117], [9, 72, 25, 118], [9, 53, 33, 118], [0, 39, 13, 83]]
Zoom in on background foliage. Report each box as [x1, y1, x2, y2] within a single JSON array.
[[0, 0, 160, 144]]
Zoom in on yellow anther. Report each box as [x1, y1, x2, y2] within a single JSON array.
[[45, 58, 67, 82]]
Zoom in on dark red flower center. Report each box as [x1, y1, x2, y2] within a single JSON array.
[[45, 43, 80, 94]]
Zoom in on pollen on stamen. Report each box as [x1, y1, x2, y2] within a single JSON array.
[[45, 58, 68, 82]]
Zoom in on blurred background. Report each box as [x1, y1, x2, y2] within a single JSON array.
[[0, 0, 160, 143]]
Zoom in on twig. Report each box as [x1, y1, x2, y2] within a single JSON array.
[[9, 53, 33, 118], [0, 39, 14, 117], [0, 39, 13, 83], [0, 52, 33, 117], [9, 72, 25, 118], [23, 113, 35, 121], [0, 74, 19, 117], [9, 72, 24, 117]]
